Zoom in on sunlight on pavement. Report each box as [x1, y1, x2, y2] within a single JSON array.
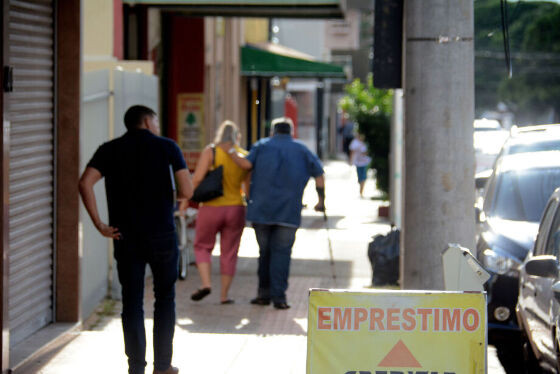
[[235, 318, 250, 330], [294, 318, 308, 332], [177, 318, 193, 326]]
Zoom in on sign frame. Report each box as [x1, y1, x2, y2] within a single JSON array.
[[306, 289, 487, 374]]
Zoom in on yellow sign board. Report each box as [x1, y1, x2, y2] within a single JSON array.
[[307, 289, 487, 374]]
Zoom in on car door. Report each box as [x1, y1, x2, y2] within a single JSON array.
[[533, 198, 560, 360], [521, 198, 558, 355]]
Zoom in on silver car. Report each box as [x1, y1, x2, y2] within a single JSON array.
[[517, 187, 560, 373]]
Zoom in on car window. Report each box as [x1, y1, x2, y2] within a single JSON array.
[[545, 198, 560, 257], [491, 168, 560, 222], [483, 172, 498, 213], [509, 140, 560, 155], [536, 198, 559, 255]]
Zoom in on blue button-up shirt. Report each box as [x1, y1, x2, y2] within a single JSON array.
[[246, 134, 324, 227]]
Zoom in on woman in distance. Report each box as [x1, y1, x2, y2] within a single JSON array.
[[190, 120, 249, 304]]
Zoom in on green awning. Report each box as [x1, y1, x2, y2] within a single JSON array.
[[123, 0, 343, 18], [241, 44, 346, 79], [125, 0, 339, 4]]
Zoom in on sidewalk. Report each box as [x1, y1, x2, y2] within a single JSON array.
[[15, 161, 505, 374]]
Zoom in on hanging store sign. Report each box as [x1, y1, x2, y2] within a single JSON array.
[[177, 93, 205, 169]]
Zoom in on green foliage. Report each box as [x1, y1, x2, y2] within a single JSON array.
[[498, 69, 560, 123], [522, 5, 560, 52], [339, 75, 393, 195], [475, 0, 560, 123]]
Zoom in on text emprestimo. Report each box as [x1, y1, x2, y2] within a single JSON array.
[[316, 307, 481, 332]]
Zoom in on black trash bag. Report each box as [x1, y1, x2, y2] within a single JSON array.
[[367, 227, 400, 286]]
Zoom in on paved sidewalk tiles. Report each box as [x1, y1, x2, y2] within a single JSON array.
[[14, 161, 505, 374]]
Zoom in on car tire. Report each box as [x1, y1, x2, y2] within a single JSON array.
[[521, 338, 542, 374], [555, 335, 560, 374], [496, 337, 542, 374]]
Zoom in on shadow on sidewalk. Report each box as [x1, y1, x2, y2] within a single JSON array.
[[300, 214, 345, 229], [169, 256, 354, 337], [235, 256, 352, 278]]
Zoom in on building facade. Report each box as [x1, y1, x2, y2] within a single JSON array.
[[0, 0, 345, 371]]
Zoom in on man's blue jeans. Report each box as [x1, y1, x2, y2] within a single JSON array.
[[252, 224, 297, 303], [114, 231, 178, 374]]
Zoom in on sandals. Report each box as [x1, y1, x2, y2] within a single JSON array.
[[191, 287, 211, 301], [191, 287, 234, 305]]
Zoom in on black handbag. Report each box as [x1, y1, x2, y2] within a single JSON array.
[[191, 145, 224, 202]]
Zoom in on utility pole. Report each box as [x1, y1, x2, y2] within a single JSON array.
[[402, 0, 476, 290]]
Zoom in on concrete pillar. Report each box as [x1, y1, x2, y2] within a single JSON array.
[[402, 0, 475, 290]]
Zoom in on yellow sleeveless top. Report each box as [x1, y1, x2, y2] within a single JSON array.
[[202, 145, 248, 207]]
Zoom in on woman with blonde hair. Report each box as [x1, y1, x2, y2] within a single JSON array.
[[190, 120, 249, 304]]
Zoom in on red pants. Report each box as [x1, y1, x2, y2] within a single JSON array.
[[194, 205, 246, 276]]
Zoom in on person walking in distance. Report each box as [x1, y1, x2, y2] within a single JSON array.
[[227, 117, 325, 309], [341, 114, 355, 158], [349, 132, 371, 198], [79, 105, 193, 374], [190, 120, 249, 304]]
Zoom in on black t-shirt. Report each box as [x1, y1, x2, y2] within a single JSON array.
[[87, 129, 187, 238]]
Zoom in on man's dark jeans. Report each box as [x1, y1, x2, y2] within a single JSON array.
[[252, 224, 297, 303], [114, 231, 178, 374]]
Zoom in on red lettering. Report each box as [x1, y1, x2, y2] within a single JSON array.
[[402, 308, 416, 331], [387, 308, 400, 330], [333, 308, 352, 330], [463, 308, 480, 332], [370, 308, 385, 331], [354, 308, 368, 330], [443, 309, 461, 331], [434, 308, 440, 331], [417, 308, 432, 331], [318, 307, 331, 330]]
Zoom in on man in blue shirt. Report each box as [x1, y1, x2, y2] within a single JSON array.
[[227, 117, 325, 309], [79, 105, 193, 374]]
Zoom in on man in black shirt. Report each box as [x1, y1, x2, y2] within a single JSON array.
[[79, 105, 193, 374]]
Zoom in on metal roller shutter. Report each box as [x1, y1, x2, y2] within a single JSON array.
[[6, 0, 54, 347]]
